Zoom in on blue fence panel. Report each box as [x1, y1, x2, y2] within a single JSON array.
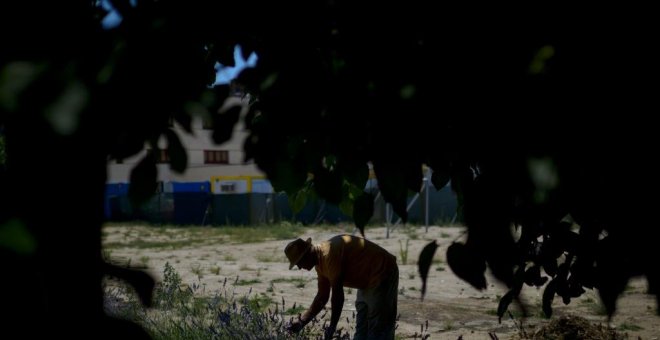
[[211, 194, 249, 225], [104, 183, 129, 220], [171, 181, 211, 225], [172, 181, 210, 193]]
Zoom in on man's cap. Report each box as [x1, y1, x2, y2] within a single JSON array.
[[284, 237, 312, 270]]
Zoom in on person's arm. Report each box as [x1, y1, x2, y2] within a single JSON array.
[[325, 276, 345, 339], [302, 275, 331, 323], [288, 276, 331, 332]]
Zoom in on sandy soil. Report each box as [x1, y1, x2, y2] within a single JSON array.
[[102, 224, 660, 339]]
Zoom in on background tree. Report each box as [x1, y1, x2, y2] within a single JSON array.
[[1, 1, 658, 337]]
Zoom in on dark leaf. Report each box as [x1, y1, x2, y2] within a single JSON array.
[[450, 165, 473, 204], [555, 261, 571, 306], [428, 157, 450, 190], [107, 0, 132, 18], [524, 265, 542, 287], [417, 240, 438, 301], [568, 282, 585, 298], [393, 202, 408, 224], [341, 160, 369, 192], [267, 161, 307, 196], [128, 153, 157, 208], [446, 242, 487, 290], [212, 44, 236, 68], [212, 101, 243, 145], [648, 270, 659, 295], [0, 219, 36, 255], [373, 161, 408, 223], [542, 237, 563, 260], [111, 131, 145, 160], [597, 268, 629, 318], [353, 193, 374, 237], [542, 257, 558, 277], [165, 129, 187, 174], [313, 167, 342, 205], [572, 260, 596, 289], [404, 162, 423, 193], [173, 112, 192, 133], [103, 262, 155, 307], [234, 67, 263, 93], [512, 265, 525, 294], [558, 230, 580, 254], [497, 290, 515, 323], [242, 133, 256, 162], [535, 276, 549, 287], [646, 271, 660, 315], [431, 171, 450, 191], [542, 279, 557, 318]]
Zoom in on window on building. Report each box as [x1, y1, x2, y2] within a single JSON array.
[[220, 182, 236, 192], [204, 150, 229, 164]]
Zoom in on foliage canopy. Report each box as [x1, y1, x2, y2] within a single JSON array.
[[1, 1, 658, 337]]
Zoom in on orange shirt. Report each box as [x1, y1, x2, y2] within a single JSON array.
[[314, 234, 397, 290]]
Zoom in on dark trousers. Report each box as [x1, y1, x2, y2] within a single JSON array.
[[353, 267, 399, 340]]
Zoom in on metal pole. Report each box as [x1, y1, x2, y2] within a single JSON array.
[[386, 203, 391, 238], [425, 167, 430, 232]]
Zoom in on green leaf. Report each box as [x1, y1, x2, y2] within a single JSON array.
[[418, 240, 438, 301], [339, 197, 354, 219], [0, 219, 36, 255], [128, 153, 158, 208], [165, 129, 187, 174], [346, 182, 364, 201], [290, 189, 307, 214], [529, 45, 555, 75], [352, 193, 374, 236]]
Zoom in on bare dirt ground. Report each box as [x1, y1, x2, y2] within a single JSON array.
[[102, 224, 660, 339]]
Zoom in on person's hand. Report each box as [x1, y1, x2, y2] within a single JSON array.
[[287, 320, 304, 334]]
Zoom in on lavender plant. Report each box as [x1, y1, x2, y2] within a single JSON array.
[[104, 263, 357, 339]]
